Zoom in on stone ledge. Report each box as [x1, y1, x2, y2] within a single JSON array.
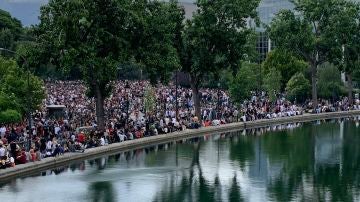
[[1, 110, 360, 182]]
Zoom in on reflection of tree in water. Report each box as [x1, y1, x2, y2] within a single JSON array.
[[229, 134, 255, 170], [153, 139, 244, 202], [88, 181, 117, 202], [229, 175, 243, 202], [264, 124, 315, 201], [264, 122, 360, 201], [313, 122, 360, 202]]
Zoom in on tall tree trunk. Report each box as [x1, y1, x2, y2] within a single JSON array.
[[95, 83, 105, 132], [190, 75, 201, 121], [347, 73, 353, 106], [311, 62, 318, 108]]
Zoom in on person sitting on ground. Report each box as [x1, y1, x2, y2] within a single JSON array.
[[29, 147, 37, 162], [0, 141, 6, 160], [16, 149, 27, 164], [52, 144, 64, 157], [78, 132, 85, 144]]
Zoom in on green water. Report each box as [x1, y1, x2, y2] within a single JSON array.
[[1, 120, 360, 202]]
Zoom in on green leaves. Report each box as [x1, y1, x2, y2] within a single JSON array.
[[263, 69, 282, 102], [229, 62, 260, 104], [317, 63, 346, 100], [130, 0, 183, 85], [182, 0, 260, 87], [285, 72, 311, 103], [0, 109, 21, 124], [268, 0, 349, 104], [0, 57, 45, 118], [262, 49, 308, 90]]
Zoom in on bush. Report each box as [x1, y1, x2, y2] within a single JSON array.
[[263, 69, 282, 102], [262, 49, 308, 90], [317, 63, 346, 100], [229, 62, 260, 104], [0, 109, 21, 124], [285, 72, 311, 103]]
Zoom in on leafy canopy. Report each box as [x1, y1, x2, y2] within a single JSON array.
[[229, 62, 260, 104], [262, 49, 308, 90], [0, 57, 44, 117], [285, 72, 311, 103]]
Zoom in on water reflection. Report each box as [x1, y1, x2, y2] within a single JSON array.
[[88, 181, 117, 202], [2, 118, 360, 201]]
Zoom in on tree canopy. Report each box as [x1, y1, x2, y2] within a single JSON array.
[[285, 72, 311, 103], [268, 0, 343, 107], [35, 0, 184, 130], [179, 0, 260, 118], [0, 57, 44, 123], [324, 0, 360, 104], [262, 49, 308, 90]]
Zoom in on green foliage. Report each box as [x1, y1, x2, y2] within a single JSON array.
[[177, 0, 260, 118], [0, 109, 22, 124], [0, 57, 44, 115], [144, 86, 156, 114], [263, 69, 282, 102], [36, 0, 185, 129], [0, 9, 26, 57], [262, 49, 308, 90], [317, 63, 346, 100], [130, 0, 182, 85], [0, 9, 22, 38], [0, 92, 20, 113], [229, 62, 259, 104], [268, 0, 343, 104], [37, 0, 132, 99], [324, 1, 360, 103], [0, 28, 14, 50], [285, 72, 311, 103], [182, 0, 260, 82]]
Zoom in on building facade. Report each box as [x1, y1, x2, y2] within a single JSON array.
[[256, 0, 294, 62]]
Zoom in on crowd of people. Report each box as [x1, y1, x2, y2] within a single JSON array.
[[0, 80, 358, 169]]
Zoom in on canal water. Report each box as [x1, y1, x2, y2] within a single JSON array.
[[1, 119, 360, 202]]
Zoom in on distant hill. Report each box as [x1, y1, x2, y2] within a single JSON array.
[[0, 0, 196, 27]]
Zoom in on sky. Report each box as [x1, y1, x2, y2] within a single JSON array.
[[0, 0, 196, 27], [0, 0, 47, 26]]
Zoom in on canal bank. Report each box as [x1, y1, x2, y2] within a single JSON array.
[[1, 110, 360, 182]]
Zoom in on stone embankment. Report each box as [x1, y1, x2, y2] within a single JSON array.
[[1, 110, 360, 182]]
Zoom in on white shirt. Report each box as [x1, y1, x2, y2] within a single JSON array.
[[0, 127, 6, 136], [55, 126, 61, 135], [100, 137, 105, 146], [46, 141, 52, 150], [0, 147, 5, 157]]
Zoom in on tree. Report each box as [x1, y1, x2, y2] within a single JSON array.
[[268, 0, 341, 107], [325, 1, 360, 105], [36, 0, 181, 131], [262, 49, 308, 90], [180, 0, 260, 119], [317, 63, 346, 100], [0, 9, 29, 59], [229, 62, 259, 104], [0, 28, 14, 51], [263, 69, 282, 102], [285, 72, 311, 103], [0, 9, 22, 37], [0, 57, 44, 115], [130, 0, 182, 85]]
